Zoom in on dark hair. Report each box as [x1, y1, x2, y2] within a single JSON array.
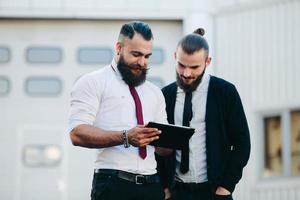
[[119, 21, 153, 41], [177, 28, 209, 55]]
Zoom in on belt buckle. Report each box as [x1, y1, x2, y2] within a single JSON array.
[[135, 175, 144, 185]]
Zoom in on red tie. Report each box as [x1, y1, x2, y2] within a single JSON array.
[[129, 86, 147, 159]]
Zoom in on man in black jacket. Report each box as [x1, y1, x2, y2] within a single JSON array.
[[156, 28, 251, 200]]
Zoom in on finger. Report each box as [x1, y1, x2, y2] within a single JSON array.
[[140, 136, 160, 146], [142, 130, 161, 138], [151, 136, 160, 141], [141, 127, 160, 133]]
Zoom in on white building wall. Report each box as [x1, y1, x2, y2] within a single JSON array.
[[183, 11, 215, 75], [0, 0, 187, 19], [0, 19, 183, 200], [214, 0, 300, 200], [2, 0, 298, 199]]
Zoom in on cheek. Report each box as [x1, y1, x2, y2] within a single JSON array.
[[145, 58, 150, 65], [193, 68, 204, 77], [125, 56, 135, 64], [176, 67, 183, 75], [123, 53, 137, 64]]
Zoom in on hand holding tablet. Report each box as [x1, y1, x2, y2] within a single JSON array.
[[146, 122, 195, 149]]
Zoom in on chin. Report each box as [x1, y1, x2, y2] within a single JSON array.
[[183, 80, 193, 85], [131, 69, 142, 75]]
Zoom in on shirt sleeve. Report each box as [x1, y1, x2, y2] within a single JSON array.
[[68, 74, 102, 133]]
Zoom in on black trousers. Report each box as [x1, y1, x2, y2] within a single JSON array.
[[91, 172, 164, 200], [171, 181, 233, 200]]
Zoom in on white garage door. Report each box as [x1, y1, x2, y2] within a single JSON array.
[[0, 19, 182, 200]]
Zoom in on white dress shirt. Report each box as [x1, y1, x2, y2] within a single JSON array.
[[69, 59, 167, 175], [174, 72, 210, 183]]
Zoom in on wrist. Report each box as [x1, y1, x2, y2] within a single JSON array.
[[122, 130, 130, 148]]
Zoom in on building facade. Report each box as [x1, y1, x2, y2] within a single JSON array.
[[1, 0, 299, 199]]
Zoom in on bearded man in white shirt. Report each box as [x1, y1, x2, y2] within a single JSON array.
[[69, 21, 168, 200]]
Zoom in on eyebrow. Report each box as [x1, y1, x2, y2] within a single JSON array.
[[131, 50, 152, 57], [177, 61, 200, 68]]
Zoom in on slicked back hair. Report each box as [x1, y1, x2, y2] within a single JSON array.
[[177, 28, 209, 55], [119, 21, 153, 41]]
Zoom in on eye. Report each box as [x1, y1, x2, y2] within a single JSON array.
[[132, 52, 141, 57], [178, 63, 185, 68], [191, 66, 200, 69]]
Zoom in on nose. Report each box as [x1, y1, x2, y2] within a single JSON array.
[[183, 68, 192, 78], [137, 57, 147, 68]]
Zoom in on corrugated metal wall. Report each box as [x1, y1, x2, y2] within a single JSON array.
[[214, 1, 300, 200], [215, 0, 300, 109]]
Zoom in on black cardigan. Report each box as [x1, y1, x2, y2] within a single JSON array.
[[156, 76, 251, 193]]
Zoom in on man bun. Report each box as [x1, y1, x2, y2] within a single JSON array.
[[193, 28, 205, 36], [177, 27, 209, 54]]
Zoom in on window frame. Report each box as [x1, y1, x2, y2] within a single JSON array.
[[0, 76, 11, 96], [77, 47, 113, 65], [259, 108, 300, 180], [26, 46, 63, 64], [24, 76, 63, 97], [0, 46, 11, 63], [149, 47, 165, 65], [22, 144, 62, 168]]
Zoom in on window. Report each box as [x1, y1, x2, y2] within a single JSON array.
[[261, 109, 300, 178], [0, 76, 10, 96], [147, 76, 165, 88], [291, 110, 300, 176], [26, 47, 62, 64], [23, 144, 62, 167], [77, 47, 113, 64], [25, 77, 62, 96], [0, 47, 10, 63], [263, 116, 283, 177], [149, 48, 164, 65]]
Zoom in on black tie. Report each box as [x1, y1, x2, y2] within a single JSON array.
[[180, 90, 193, 174]]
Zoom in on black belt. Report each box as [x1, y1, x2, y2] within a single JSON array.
[[94, 169, 160, 185], [174, 181, 210, 191]]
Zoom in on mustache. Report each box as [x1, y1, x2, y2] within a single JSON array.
[[180, 75, 194, 79], [127, 64, 150, 71]]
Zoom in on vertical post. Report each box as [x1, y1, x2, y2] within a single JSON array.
[[183, 0, 215, 75], [282, 110, 291, 177]]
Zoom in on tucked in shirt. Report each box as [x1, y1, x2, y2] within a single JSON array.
[[174, 72, 210, 183], [69, 59, 167, 175]]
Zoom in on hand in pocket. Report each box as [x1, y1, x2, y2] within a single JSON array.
[[214, 194, 233, 200]]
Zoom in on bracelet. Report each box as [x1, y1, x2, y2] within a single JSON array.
[[122, 130, 130, 148]]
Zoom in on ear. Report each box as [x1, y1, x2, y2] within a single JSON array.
[[206, 56, 212, 66], [116, 42, 122, 55]]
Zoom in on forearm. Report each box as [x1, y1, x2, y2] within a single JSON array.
[[70, 124, 123, 148]]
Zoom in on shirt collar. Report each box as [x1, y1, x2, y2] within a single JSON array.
[[111, 58, 122, 80]]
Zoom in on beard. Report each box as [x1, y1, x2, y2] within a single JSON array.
[[176, 68, 206, 92], [117, 55, 147, 87]]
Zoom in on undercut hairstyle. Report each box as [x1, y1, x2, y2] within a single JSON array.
[[177, 27, 209, 55], [118, 21, 153, 41]]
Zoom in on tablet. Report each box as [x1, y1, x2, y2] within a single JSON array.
[[146, 121, 195, 149]]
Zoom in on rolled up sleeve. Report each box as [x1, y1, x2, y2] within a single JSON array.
[[68, 75, 102, 133]]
